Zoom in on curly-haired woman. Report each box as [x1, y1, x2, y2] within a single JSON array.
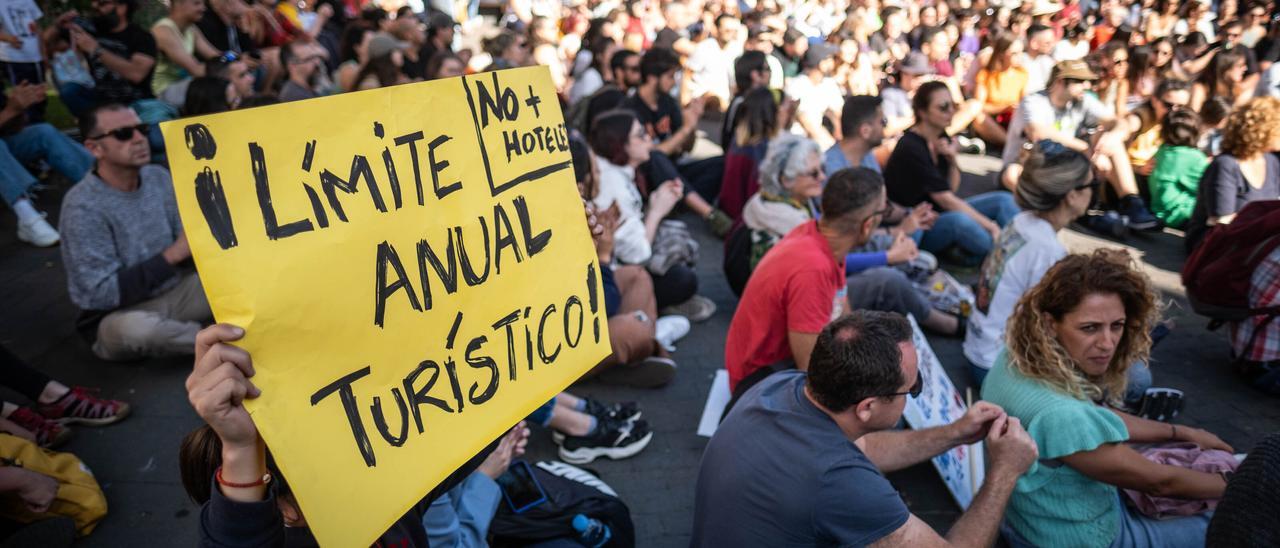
[[982, 250, 1234, 548], [1186, 96, 1280, 251]]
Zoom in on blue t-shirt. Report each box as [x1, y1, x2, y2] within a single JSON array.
[[691, 370, 909, 547], [824, 143, 881, 176]]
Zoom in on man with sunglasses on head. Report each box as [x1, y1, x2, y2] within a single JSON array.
[[694, 310, 1039, 547], [59, 104, 212, 362]]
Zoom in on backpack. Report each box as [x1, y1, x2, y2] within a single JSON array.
[[1182, 200, 1280, 324], [489, 461, 634, 547], [0, 434, 108, 536]]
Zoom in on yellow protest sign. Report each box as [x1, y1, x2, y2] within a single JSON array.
[[161, 67, 610, 547]]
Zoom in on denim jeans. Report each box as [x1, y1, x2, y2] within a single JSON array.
[[920, 191, 1020, 266], [0, 123, 93, 206], [1002, 493, 1211, 548]]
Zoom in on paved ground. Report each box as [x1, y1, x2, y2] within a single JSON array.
[[1, 149, 1277, 546]]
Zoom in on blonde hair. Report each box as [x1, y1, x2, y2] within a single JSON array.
[[1005, 249, 1160, 405], [1221, 96, 1280, 158]]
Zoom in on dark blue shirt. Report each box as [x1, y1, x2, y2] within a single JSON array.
[[691, 370, 910, 547]]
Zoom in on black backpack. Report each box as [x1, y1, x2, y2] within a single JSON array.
[[489, 461, 634, 547]]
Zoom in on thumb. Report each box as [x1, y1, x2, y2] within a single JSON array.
[[986, 414, 1009, 442]]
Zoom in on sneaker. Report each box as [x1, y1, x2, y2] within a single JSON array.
[[1076, 211, 1128, 239], [654, 315, 691, 351], [39, 386, 131, 426], [662, 295, 716, 323], [706, 208, 734, 238], [1134, 388, 1185, 422], [956, 134, 986, 155], [583, 398, 642, 423], [595, 356, 677, 388], [557, 417, 653, 464], [1120, 195, 1161, 231], [16, 214, 59, 247], [7, 408, 73, 448]]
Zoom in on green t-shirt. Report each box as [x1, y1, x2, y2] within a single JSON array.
[[981, 351, 1129, 548], [1148, 144, 1210, 229]]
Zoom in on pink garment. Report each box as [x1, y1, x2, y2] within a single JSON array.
[[1124, 442, 1239, 518]]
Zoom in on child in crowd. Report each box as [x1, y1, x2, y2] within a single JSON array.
[[1148, 108, 1210, 229]]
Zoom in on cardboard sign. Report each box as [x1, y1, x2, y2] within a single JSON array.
[[161, 67, 610, 546], [902, 315, 985, 509]]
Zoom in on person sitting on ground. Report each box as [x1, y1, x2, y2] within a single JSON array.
[[824, 95, 885, 175], [1001, 60, 1161, 232], [0, 82, 94, 247], [59, 104, 212, 361], [43, 1, 159, 120], [1147, 108, 1210, 230], [723, 166, 894, 399], [983, 249, 1235, 548], [0, 343, 130, 448], [1186, 96, 1280, 252], [182, 76, 237, 115], [968, 31, 1028, 150], [1197, 97, 1232, 156], [150, 0, 222, 107], [718, 86, 779, 221], [588, 109, 713, 322], [527, 392, 651, 465], [354, 33, 410, 90], [694, 310, 1039, 547], [965, 144, 1151, 406], [421, 422, 529, 546], [737, 135, 959, 335], [884, 80, 1019, 266], [1124, 78, 1192, 179], [424, 50, 464, 81], [277, 39, 322, 102], [784, 42, 842, 150], [331, 23, 372, 92], [180, 324, 513, 545], [571, 136, 686, 388]]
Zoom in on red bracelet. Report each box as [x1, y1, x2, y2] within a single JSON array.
[[215, 466, 272, 488]]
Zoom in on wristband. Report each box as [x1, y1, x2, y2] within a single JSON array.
[[215, 466, 272, 488]]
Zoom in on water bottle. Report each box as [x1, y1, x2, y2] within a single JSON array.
[[571, 514, 611, 547]]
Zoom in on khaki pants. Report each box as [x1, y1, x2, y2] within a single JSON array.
[[93, 273, 212, 362]]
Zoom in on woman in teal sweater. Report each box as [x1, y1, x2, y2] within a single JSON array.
[[983, 250, 1233, 547], [1148, 108, 1210, 229]]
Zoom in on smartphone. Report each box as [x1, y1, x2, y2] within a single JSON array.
[[497, 460, 548, 514]]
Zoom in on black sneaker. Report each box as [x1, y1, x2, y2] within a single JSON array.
[[584, 398, 642, 422], [1076, 211, 1128, 238], [1121, 195, 1161, 231], [557, 417, 653, 464], [1134, 388, 1185, 422], [595, 356, 677, 388]]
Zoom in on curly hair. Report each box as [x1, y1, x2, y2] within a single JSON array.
[[1004, 249, 1160, 405], [1221, 96, 1280, 158]]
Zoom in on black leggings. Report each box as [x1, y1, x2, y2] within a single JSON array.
[[651, 263, 698, 310], [0, 344, 51, 401]]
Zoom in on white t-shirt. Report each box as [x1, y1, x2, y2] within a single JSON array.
[[0, 0, 42, 63], [592, 159, 652, 265], [963, 212, 1067, 369], [786, 74, 843, 147], [686, 39, 738, 104], [1023, 54, 1056, 94], [1002, 90, 1111, 165], [1052, 41, 1090, 62]]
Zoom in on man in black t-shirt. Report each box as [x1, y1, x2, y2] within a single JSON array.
[[46, 0, 157, 119]]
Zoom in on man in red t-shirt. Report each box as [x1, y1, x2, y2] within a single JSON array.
[[724, 168, 890, 392]]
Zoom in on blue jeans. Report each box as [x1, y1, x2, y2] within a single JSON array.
[[1003, 493, 1211, 548], [0, 123, 93, 206], [920, 191, 1019, 266]]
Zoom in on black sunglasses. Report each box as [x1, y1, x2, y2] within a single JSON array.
[[883, 372, 923, 399], [88, 123, 149, 141]]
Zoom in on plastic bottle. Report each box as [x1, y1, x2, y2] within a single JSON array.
[[571, 514, 611, 547]]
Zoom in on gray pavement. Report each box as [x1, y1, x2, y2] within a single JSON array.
[[1, 151, 1277, 547]]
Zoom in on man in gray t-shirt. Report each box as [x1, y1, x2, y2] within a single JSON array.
[[60, 104, 211, 361], [1001, 60, 1161, 230], [692, 311, 1038, 547]]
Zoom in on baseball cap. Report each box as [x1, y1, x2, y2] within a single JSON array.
[[802, 42, 838, 69], [896, 52, 935, 75]]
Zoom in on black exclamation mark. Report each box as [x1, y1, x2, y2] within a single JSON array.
[[586, 263, 600, 343]]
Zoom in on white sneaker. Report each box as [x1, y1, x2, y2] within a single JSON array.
[[654, 315, 691, 352], [17, 214, 60, 247]]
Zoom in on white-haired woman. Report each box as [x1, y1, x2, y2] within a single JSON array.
[[731, 134, 962, 335]]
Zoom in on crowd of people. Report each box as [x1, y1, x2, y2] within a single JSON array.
[[3, 0, 1280, 544]]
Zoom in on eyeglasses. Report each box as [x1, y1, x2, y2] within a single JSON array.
[[87, 123, 149, 141], [871, 202, 893, 218], [1076, 180, 1100, 192], [881, 372, 923, 399]]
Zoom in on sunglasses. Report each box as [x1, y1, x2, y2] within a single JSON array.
[[88, 123, 149, 141], [883, 372, 923, 399]]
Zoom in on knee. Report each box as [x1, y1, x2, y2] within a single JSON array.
[[93, 312, 154, 361]]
